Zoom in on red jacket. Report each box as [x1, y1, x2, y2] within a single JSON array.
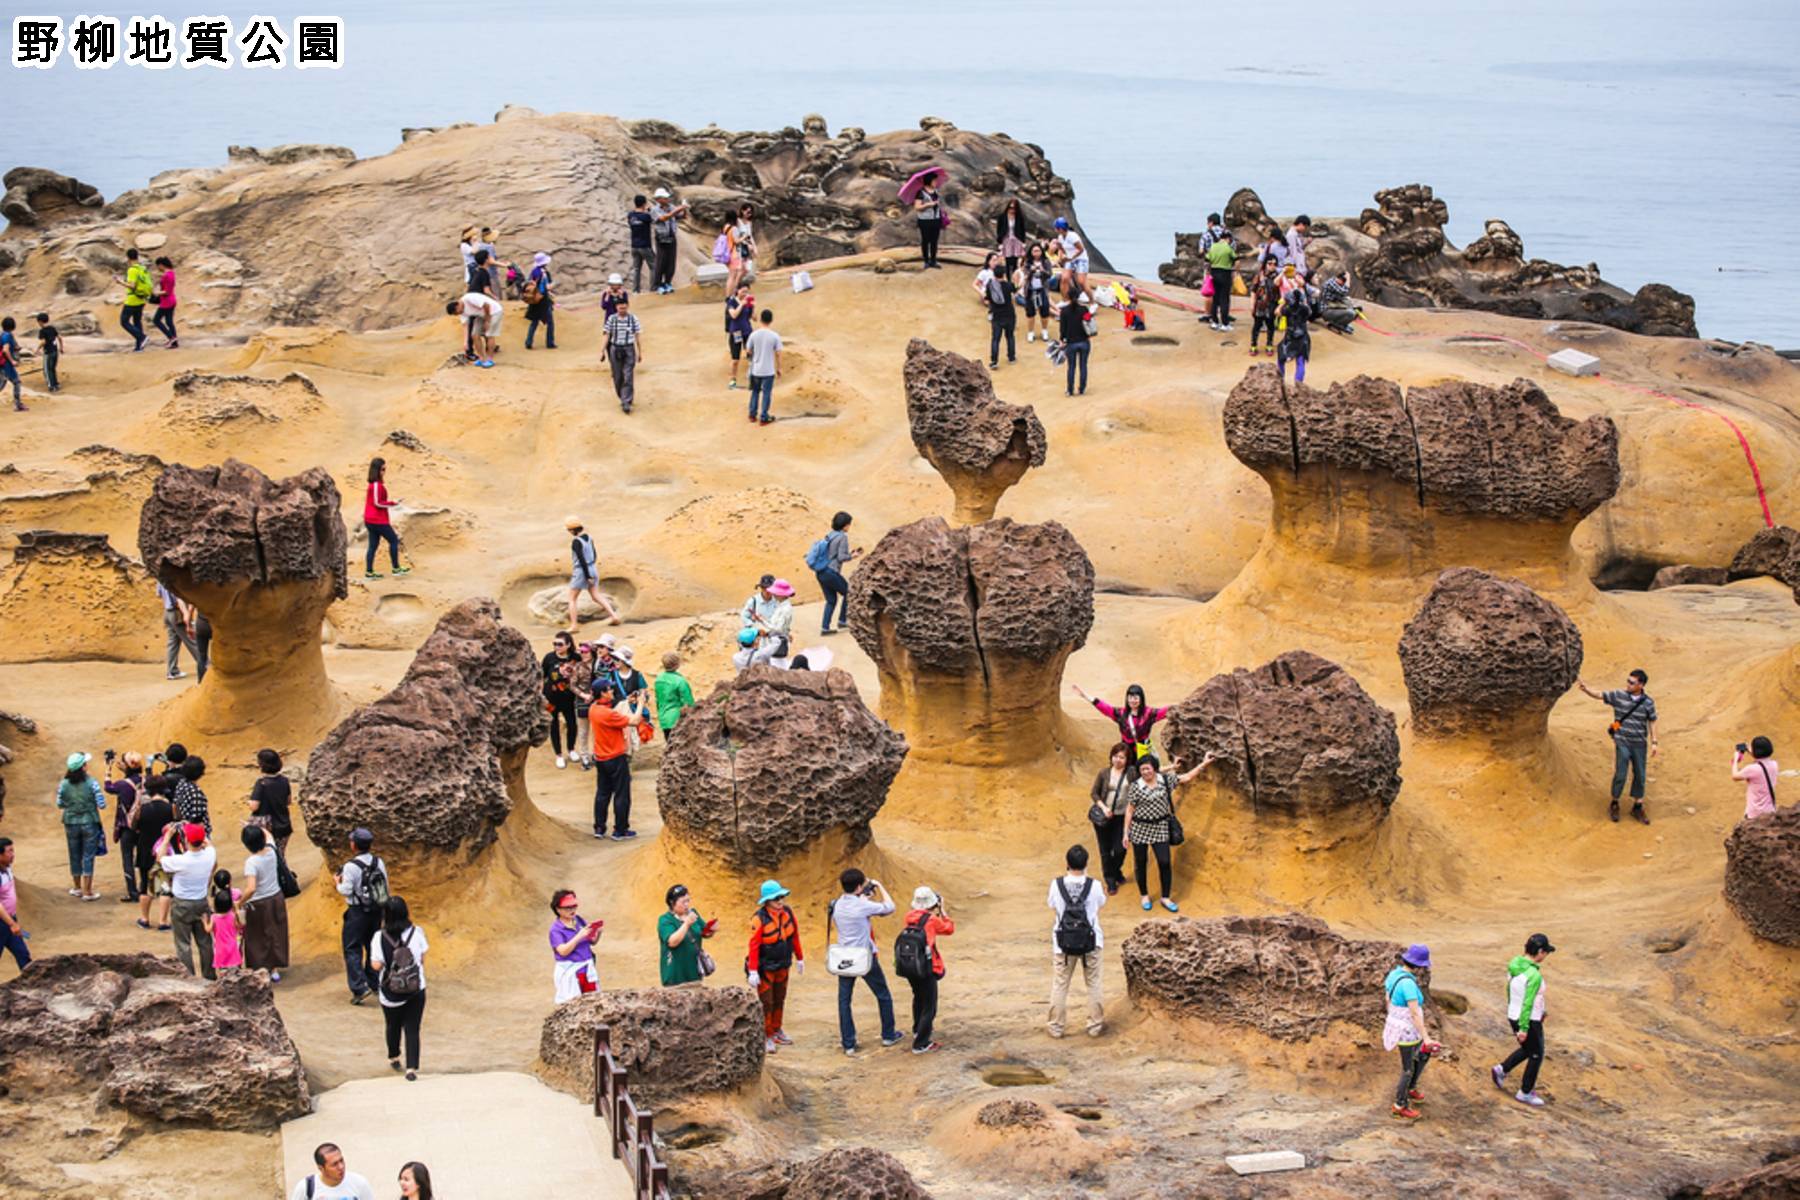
[[903, 909, 955, 977], [588, 704, 630, 762]]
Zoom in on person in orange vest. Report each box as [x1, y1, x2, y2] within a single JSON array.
[[587, 684, 635, 840], [745, 879, 804, 1053]]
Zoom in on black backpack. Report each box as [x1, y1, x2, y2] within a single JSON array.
[[380, 927, 422, 1000], [893, 913, 934, 981], [1054, 878, 1097, 957]]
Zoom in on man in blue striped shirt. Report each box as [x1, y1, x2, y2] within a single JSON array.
[[1578, 668, 1659, 824]]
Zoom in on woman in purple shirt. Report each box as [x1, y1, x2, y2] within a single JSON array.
[[549, 888, 602, 1003]]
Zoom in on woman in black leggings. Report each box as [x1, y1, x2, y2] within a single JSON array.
[[1123, 752, 1215, 913], [913, 173, 945, 268], [540, 631, 580, 769]]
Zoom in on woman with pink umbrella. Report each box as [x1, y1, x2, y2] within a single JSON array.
[[901, 168, 948, 269]]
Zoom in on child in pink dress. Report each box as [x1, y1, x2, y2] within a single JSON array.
[[206, 868, 244, 969]]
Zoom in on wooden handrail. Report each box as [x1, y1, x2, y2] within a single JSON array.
[[593, 1026, 672, 1200]]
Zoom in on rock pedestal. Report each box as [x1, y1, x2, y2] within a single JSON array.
[[848, 516, 1094, 766], [656, 667, 906, 871], [904, 339, 1046, 525], [136, 459, 347, 743]]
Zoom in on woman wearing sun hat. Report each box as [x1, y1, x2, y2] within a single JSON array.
[[564, 516, 621, 630], [753, 579, 795, 663], [524, 252, 557, 350], [56, 752, 107, 900], [1382, 943, 1441, 1120], [745, 879, 803, 1052]]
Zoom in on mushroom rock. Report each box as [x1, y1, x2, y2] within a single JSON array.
[[135, 459, 347, 744], [0, 953, 310, 1128], [1120, 914, 1424, 1041], [537, 986, 764, 1107], [904, 339, 1047, 524], [848, 516, 1094, 766], [1162, 650, 1400, 825], [1398, 568, 1583, 738], [1, 166, 104, 228], [656, 667, 906, 871], [0, 530, 161, 663], [301, 598, 547, 885], [1722, 807, 1800, 947]]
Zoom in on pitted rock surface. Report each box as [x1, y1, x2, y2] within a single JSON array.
[[977, 1099, 1052, 1129], [788, 1148, 936, 1200], [1697, 1156, 1800, 1200], [1224, 365, 1620, 520], [537, 986, 764, 1107], [137, 459, 347, 599], [1120, 914, 1424, 1040], [904, 339, 1046, 520], [1162, 650, 1400, 819], [1723, 806, 1800, 947], [1399, 568, 1583, 733], [301, 598, 547, 863], [848, 516, 1094, 675], [1727, 525, 1800, 594], [0, 953, 309, 1128], [656, 667, 906, 869]]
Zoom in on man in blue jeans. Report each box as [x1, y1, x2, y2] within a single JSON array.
[[830, 868, 902, 1056], [1578, 669, 1659, 824], [745, 308, 782, 426], [814, 511, 861, 635]]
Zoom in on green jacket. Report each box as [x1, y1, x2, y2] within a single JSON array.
[[654, 670, 695, 731], [1205, 238, 1237, 270], [1506, 954, 1545, 1032]]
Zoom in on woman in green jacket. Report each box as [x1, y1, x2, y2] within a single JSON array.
[[57, 752, 107, 900], [657, 884, 716, 986]]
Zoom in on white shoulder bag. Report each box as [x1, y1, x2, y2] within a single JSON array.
[[824, 898, 871, 977]]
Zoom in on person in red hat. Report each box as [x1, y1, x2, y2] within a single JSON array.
[[158, 821, 218, 979]]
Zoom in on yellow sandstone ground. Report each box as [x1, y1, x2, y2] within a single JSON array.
[[0, 256, 1796, 1197]]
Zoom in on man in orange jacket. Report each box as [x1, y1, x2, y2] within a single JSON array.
[[588, 686, 634, 840], [745, 879, 804, 1052]]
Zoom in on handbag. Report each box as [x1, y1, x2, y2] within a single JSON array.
[[698, 949, 717, 977], [275, 848, 301, 899], [1088, 802, 1110, 826], [824, 899, 872, 977], [1232, 272, 1249, 297], [1200, 273, 1215, 298], [636, 719, 655, 745], [1162, 776, 1185, 846]]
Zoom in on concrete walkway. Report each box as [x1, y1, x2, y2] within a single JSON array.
[[281, 1071, 635, 1198]]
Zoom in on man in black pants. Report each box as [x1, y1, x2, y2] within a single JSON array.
[[590, 686, 635, 840], [1493, 932, 1554, 1107], [334, 828, 386, 1004]]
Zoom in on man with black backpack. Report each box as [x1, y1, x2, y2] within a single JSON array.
[[333, 828, 388, 1005], [895, 885, 954, 1054], [1578, 669, 1660, 824], [1047, 844, 1107, 1038]]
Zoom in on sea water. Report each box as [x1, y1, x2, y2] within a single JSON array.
[[8, 0, 1798, 344]]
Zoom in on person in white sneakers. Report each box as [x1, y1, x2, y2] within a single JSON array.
[[290, 1142, 374, 1200], [1493, 932, 1555, 1108]]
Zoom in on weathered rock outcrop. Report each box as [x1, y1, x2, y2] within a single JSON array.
[[2, 166, 103, 228], [1162, 184, 1698, 337], [693, 1148, 936, 1200], [1727, 525, 1800, 597], [904, 339, 1046, 524], [1723, 807, 1800, 947], [1120, 914, 1424, 1040], [302, 598, 547, 881], [1651, 564, 1730, 589], [1162, 651, 1401, 822], [1399, 568, 1583, 737], [1693, 1156, 1800, 1200], [538, 986, 764, 1107], [136, 459, 347, 742], [849, 516, 1094, 765], [657, 667, 906, 870], [0, 530, 160, 663], [0, 953, 310, 1128]]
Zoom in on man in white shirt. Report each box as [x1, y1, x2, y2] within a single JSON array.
[[446, 293, 501, 367], [290, 1142, 375, 1200], [160, 822, 217, 980], [744, 308, 782, 425], [1046, 843, 1107, 1038], [830, 868, 902, 1056]]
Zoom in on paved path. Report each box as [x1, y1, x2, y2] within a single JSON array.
[[281, 1071, 635, 1198]]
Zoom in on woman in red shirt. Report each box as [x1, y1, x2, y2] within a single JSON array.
[[364, 457, 408, 579]]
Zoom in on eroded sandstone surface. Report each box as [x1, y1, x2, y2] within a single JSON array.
[[0, 530, 158, 662], [538, 985, 764, 1107]]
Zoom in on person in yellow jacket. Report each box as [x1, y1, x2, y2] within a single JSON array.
[[113, 248, 153, 351]]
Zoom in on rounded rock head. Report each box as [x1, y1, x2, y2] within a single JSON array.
[[1723, 807, 1800, 947], [656, 667, 906, 871], [904, 339, 1047, 525], [1399, 568, 1583, 736], [1162, 650, 1401, 821]]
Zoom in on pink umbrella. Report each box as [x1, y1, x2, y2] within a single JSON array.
[[897, 166, 947, 206]]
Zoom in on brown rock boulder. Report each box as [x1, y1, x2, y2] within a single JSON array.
[[136, 459, 348, 742], [849, 516, 1094, 765], [904, 339, 1047, 524], [1722, 807, 1800, 947], [1120, 914, 1424, 1040], [301, 598, 547, 881], [1650, 565, 1729, 589], [1399, 568, 1583, 737], [1697, 1156, 1800, 1200], [1162, 651, 1400, 821], [789, 1148, 935, 1200], [1, 166, 103, 227], [1726, 525, 1800, 591], [537, 986, 764, 1107], [656, 667, 907, 870], [0, 953, 309, 1128]]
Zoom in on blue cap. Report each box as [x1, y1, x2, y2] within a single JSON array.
[[1402, 943, 1431, 968], [757, 879, 789, 904], [1053, 217, 1069, 230], [738, 627, 758, 646]]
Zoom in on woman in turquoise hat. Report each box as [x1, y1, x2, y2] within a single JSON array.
[[745, 879, 804, 1052], [56, 751, 107, 901]]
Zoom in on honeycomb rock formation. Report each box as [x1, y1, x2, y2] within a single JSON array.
[[1722, 806, 1800, 947], [537, 985, 764, 1107], [656, 667, 907, 870], [302, 598, 547, 880], [0, 953, 310, 1128], [0, 530, 159, 663], [1162, 651, 1401, 821], [1224, 366, 1620, 520], [136, 459, 347, 740], [1399, 568, 1584, 737], [904, 339, 1047, 524], [848, 516, 1094, 765], [1120, 914, 1426, 1040], [1695, 1156, 1800, 1200], [1727, 525, 1800, 598], [788, 1149, 936, 1200]]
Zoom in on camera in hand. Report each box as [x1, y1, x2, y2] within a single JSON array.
[[103, 749, 116, 763], [1737, 742, 1749, 754], [861, 883, 878, 898]]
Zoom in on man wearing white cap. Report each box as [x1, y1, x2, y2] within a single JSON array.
[[649, 187, 689, 294]]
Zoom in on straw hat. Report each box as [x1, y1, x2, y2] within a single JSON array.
[[564, 515, 582, 530]]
